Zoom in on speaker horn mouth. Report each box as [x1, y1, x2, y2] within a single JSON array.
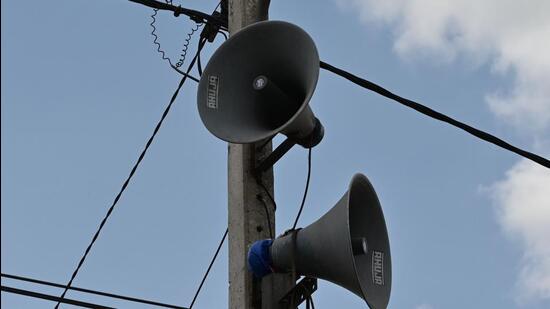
[[197, 20, 322, 147]]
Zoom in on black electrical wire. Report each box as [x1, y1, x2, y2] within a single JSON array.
[[196, 46, 203, 76], [176, 22, 203, 69], [309, 295, 315, 309], [292, 148, 312, 230], [256, 172, 276, 238], [256, 193, 274, 238], [1, 273, 188, 309], [54, 38, 208, 309], [186, 9, 228, 305], [254, 145, 277, 238], [304, 281, 315, 309], [319, 61, 550, 169], [2, 285, 115, 309], [217, 30, 228, 40], [195, 0, 225, 77], [149, 4, 201, 81], [253, 137, 278, 226], [172, 66, 200, 82], [148, 0, 224, 79], [258, 180, 277, 211], [129, 0, 228, 30], [188, 228, 228, 309]]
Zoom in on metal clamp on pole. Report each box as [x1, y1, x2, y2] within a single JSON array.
[[255, 138, 297, 176], [278, 277, 317, 309]]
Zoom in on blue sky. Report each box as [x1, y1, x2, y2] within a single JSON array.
[[2, 1, 549, 308]]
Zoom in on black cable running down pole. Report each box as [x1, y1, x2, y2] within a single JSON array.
[[54, 38, 208, 309], [1, 285, 115, 309], [256, 193, 274, 239], [1, 273, 188, 309], [320, 61, 550, 169], [258, 179, 277, 211], [188, 228, 228, 309]]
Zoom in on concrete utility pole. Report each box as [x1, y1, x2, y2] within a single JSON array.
[[227, 1, 294, 308]]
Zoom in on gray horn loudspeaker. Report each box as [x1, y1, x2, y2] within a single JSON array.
[[197, 20, 324, 148], [271, 173, 391, 308]]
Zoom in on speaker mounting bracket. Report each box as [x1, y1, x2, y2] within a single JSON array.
[[255, 138, 296, 176], [279, 277, 317, 308]]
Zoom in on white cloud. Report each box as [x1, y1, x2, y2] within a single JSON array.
[[416, 304, 434, 309], [336, 0, 550, 303], [489, 159, 550, 301], [337, 0, 550, 132]]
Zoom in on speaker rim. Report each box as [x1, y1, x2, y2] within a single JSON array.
[[346, 173, 391, 308]]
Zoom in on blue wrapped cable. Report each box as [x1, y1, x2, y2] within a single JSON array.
[[247, 239, 274, 278]]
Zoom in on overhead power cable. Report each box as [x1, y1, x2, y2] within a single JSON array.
[[2, 285, 115, 309], [1, 273, 187, 309], [319, 61, 550, 169], [128, 0, 228, 30], [54, 38, 208, 309], [188, 228, 228, 309]]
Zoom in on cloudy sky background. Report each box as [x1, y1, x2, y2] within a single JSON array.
[[2, 0, 549, 308], [335, 0, 550, 303]]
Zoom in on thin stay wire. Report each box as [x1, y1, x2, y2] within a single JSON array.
[[54, 38, 208, 309], [319, 60, 550, 169]]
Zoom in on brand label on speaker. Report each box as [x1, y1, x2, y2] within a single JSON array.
[[207, 75, 219, 109], [372, 251, 384, 285]]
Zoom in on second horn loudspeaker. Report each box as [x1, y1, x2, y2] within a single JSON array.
[[248, 174, 392, 309], [197, 20, 324, 148]]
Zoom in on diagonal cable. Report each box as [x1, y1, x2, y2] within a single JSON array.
[[320, 61, 550, 169], [2, 285, 115, 309], [188, 228, 228, 309], [1, 273, 188, 309], [54, 38, 208, 309]]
